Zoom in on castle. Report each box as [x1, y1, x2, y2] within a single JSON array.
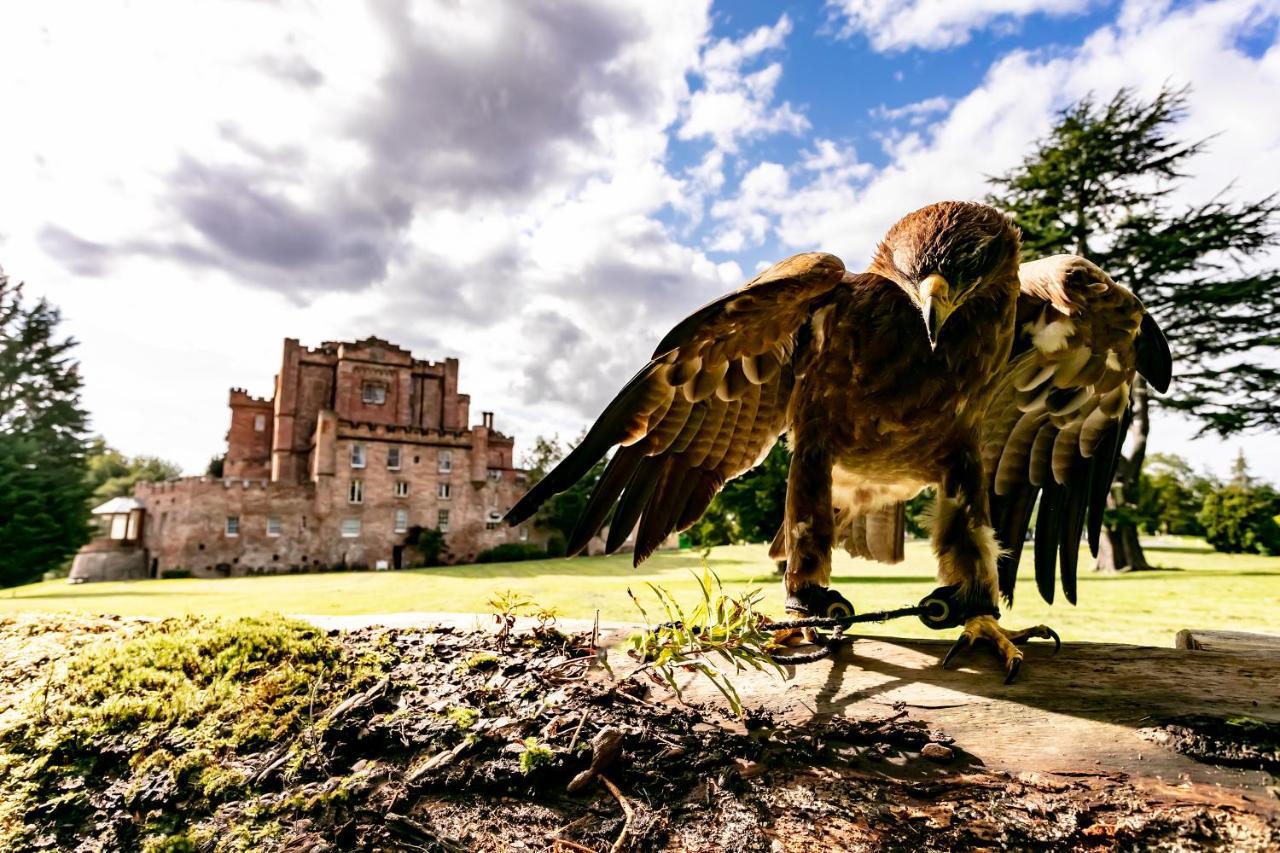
[[70, 337, 544, 581]]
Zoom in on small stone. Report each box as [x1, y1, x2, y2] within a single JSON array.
[[921, 742, 954, 761]]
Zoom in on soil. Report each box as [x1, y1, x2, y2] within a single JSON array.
[[3, 617, 1278, 852], [1144, 715, 1280, 775]]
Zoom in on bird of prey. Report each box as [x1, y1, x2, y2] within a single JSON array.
[[506, 201, 1171, 682]]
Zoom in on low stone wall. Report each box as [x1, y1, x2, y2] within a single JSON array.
[[68, 540, 148, 583]]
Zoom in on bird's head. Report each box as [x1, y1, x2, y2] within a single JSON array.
[[869, 201, 1021, 350]]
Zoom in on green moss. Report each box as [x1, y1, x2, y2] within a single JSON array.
[[517, 736, 554, 775], [141, 834, 199, 853], [198, 764, 247, 802], [0, 615, 395, 851], [33, 615, 339, 753], [446, 706, 480, 730], [462, 651, 499, 672]]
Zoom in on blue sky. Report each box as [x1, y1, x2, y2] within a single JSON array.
[[2, 0, 1278, 481]]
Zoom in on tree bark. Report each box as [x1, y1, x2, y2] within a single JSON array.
[[1096, 377, 1154, 573]]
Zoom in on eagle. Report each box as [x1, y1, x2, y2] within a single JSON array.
[[506, 201, 1171, 682]]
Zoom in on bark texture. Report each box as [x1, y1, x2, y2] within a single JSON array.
[[1097, 376, 1153, 572]]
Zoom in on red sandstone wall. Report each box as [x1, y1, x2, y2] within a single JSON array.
[[225, 389, 273, 479], [157, 336, 547, 576]]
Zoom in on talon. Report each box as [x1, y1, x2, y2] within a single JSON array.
[[771, 626, 808, 647], [949, 615, 1057, 682], [1004, 656, 1023, 685], [942, 634, 969, 669]]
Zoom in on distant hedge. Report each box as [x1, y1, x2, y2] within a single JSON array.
[[475, 543, 548, 564]]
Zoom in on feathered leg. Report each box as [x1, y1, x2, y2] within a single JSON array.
[[933, 447, 1057, 683], [783, 441, 834, 594], [777, 437, 854, 629]]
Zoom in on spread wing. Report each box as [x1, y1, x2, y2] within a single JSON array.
[[505, 253, 847, 564], [982, 254, 1172, 605]]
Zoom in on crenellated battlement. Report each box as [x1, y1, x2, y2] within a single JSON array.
[[229, 387, 273, 406], [334, 419, 472, 443], [135, 476, 313, 500]]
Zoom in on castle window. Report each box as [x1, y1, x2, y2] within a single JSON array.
[[437, 449, 453, 473], [350, 443, 366, 468], [349, 480, 364, 504], [225, 516, 240, 537], [341, 518, 361, 538], [362, 382, 387, 405], [437, 510, 450, 532], [519, 526, 529, 542], [254, 414, 266, 432], [394, 509, 408, 533], [267, 517, 282, 537], [485, 510, 503, 530], [437, 482, 451, 500], [395, 481, 409, 498], [487, 469, 502, 482], [387, 446, 402, 470]]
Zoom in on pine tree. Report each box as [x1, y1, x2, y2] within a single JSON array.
[[0, 269, 94, 586], [988, 86, 1280, 572]]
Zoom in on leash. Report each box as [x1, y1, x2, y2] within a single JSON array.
[[650, 585, 998, 667], [763, 601, 937, 664]]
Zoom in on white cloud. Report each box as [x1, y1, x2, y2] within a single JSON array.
[[870, 95, 956, 125], [826, 0, 1097, 51], [0, 0, 745, 471], [737, 0, 1280, 272], [679, 14, 809, 152], [731, 0, 1280, 477], [2, 0, 1277, 485]]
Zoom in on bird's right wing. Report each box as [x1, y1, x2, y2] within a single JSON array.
[[505, 253, 847, 564]]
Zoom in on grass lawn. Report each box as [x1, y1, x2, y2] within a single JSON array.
[[2, 539, 1276, 647]]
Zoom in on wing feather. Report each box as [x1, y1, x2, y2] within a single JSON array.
[[984, 254, 1172, 605], [507, 252, 847, 566], [566, 446, 644, 556]]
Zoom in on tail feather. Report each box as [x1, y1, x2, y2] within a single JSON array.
[[839, 503, 906, 564]]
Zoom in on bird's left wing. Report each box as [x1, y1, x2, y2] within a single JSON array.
[[981, 254, 1172, 605], [505, 253, 847, 565]]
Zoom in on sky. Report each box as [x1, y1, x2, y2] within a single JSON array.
[[2, 0, 1279, 481]]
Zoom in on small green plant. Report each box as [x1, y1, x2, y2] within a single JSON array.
[[628, 565, 782, 718], [533, 605, 560, 634], [517, 736, 554, 774], [487, 589, 534, 647]]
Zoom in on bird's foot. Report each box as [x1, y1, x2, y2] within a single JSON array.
[[941, 615, 1060, 684], [772, 585, 855, 646]]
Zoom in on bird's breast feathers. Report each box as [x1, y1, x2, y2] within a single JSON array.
[[793, 275, 1017, 477]]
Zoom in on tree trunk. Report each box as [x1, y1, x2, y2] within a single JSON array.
[[1097, 519, 1151, 572], [1096, 376, 1154, 573]]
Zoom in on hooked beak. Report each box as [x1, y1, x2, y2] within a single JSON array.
[[918, 273, 953, 351]]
